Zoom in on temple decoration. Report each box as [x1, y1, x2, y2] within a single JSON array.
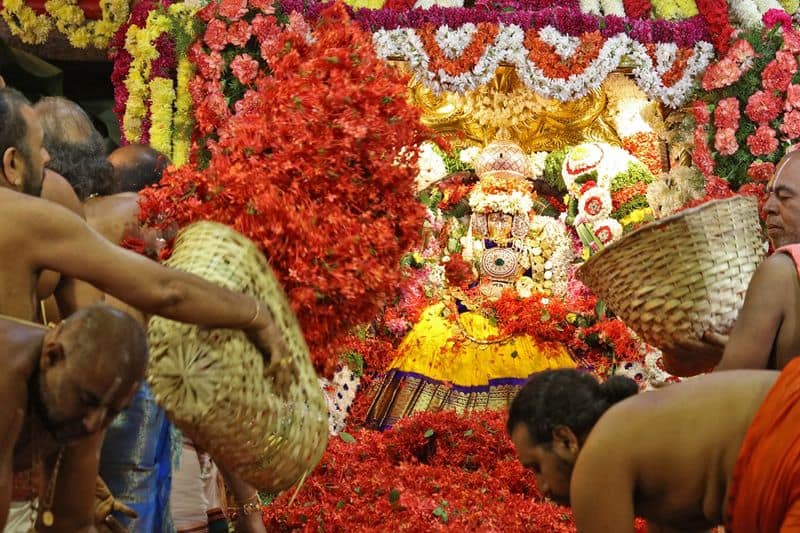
[[405, 64, 621, 153], [374, 24, 714, 107], [365, 135, 576, 429]]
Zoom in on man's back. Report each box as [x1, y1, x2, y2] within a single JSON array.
[[572, 370, 777, 531]]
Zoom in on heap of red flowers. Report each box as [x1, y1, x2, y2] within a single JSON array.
[[138, 3, 431, 375], [262, 409, 574, 531]]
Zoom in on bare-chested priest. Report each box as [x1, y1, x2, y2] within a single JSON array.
[[0, 88, 289, 529], [1, 305, 146, 532], [508, 363, 800, 532]]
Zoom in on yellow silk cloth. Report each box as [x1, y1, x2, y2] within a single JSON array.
[[366, 302, 575, 429]]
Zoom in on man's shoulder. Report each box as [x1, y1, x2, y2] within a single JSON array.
[[753, 252, 799, 289]]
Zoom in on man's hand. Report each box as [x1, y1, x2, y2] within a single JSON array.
[[94, 477, 136, 533], [246, 301, 296, 395]]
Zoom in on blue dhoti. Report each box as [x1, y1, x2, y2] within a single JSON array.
[[100, 384, 174, 532]]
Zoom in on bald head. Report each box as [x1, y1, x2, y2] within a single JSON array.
[[37, 304, 148, 441], [765, 150, 800, 249], [108, 144, 168, 194], [33, 96, 114, 200]]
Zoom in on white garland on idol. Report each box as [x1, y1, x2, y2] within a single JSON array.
[[372, 24, 714, 107], [468, 190, 534, 214]]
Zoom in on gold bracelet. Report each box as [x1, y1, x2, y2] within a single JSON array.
[[245, 300, 261, 329]]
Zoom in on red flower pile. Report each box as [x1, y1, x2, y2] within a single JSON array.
[[138, 3, 432, 375], [262, 409, 578, 531]]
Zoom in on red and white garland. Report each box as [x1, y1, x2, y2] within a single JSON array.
[[373, 24, 714, 106]]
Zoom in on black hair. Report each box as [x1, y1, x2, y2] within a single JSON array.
[[507, 369, 639, 444], [0, 88, 32, 162]]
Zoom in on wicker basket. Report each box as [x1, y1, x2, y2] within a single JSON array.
[[576, 196, 767, 375], [147, 222, 328, 491]]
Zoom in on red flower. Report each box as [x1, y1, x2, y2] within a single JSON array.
[[203, 18, 228, 52], [747, 125, 779, 157], [762, 55, 796, 93], [217, 0, 247, 20], [692, 126, 715, 177], [701, 58, 742, 91], [714, 127, 738, 155], [229, 53, 259, 84], [444, 253, 476, 289], [728, 39, 756, 68], [623, 0, 651, 18], [788, 84, 800, 110], [691, 100, 710, 125], [747, 161, 776, 182], [227, 19, 252, 48], [781, 110, 800, 139], [746, 91, 783, 125], [140, 4, 432, 375], [713, 97, 740, 130]]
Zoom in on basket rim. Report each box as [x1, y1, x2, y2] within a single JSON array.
[[577, 196, 760, 278]]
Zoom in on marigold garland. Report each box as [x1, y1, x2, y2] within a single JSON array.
[[1, 0, 53, 44], [44, 0, 128, 48]]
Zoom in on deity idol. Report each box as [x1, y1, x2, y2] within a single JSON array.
[[366, 136, 575, 429]]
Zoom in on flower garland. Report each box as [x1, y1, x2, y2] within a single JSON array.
[[111, 0, 197, 163], [372, 21, 712, 105], [44, 0, 129, 48], [1, 0, 128, 47], [651, 0, 699, 19], [0, 0, 52, 44]]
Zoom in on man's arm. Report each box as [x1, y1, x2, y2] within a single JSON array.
[[20, 195, 271, 333], [715, 254, 795, 371], [570, 439, 636, 533]]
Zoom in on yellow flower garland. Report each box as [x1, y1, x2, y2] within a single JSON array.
[[778, 0, 799, 13], [1, 0, 53, 44], [1, 0, 127, 48], [121, 3, 198, 163], [172, 57, 194, 166], [148, 77, 175, 156], [651, 0, 698, 19]]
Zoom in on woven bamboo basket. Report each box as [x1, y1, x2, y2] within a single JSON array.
[[147, 221, 328, 491], [577, 196, 767, 376]]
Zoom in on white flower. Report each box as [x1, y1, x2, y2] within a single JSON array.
[[435, 24, 476, 60], [591, 217, 624, 244], [515, 276, 534, 298], [528, 152, 549, 180], [579, 0, 602, 15], [459, 146, 481, 166], [539, 26, 582, 61], [414, 0, 464, 7], [600, 0, 625, 17], [754, 0, 784, 14], [578, 186, 613, 223], [416, 142, 447, 191], [469, 190, 534, 214]]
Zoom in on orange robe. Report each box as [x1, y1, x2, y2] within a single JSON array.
[[725, 357, 800, 532]]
